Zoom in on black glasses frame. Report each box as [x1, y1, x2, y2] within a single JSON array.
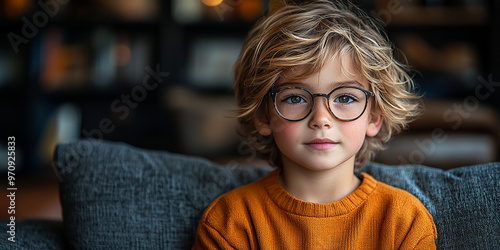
[[269, 86, 373, 122]]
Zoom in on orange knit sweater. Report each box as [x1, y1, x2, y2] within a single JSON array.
[[193, 170, 437, 249]]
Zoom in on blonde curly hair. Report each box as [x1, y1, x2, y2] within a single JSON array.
[[234, 0, 421, 169]]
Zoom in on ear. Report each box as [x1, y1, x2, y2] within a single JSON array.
[[366, 111, 384, 137], [254, 112, 273, 136]]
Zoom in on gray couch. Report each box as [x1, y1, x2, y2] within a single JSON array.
[[1, 139, 499, 249]]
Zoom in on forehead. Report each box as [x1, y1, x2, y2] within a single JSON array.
[[276, 53, 369, 90]]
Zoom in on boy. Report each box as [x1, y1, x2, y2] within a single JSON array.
[[193, 0, 437, 248]]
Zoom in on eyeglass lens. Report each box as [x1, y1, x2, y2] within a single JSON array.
[[274, 87, 369, 121]]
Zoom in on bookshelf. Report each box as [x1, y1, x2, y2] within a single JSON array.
[[370, 0, 500, 167], [372, 0, 498, 104], [1, 0, 166, 173], [1, 0, 498, 173], [0, 0, 264, 173]]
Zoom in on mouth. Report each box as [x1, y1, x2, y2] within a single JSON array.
[[304, 138, 338, 150]]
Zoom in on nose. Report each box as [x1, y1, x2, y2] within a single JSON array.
[[308, 96, 334, 129]]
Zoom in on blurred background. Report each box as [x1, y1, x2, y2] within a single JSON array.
[[0, 0, 499, 219]]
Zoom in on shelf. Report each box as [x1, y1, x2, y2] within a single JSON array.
[[46, 18, 162, 31], [40, 85, 162, 103], [180, 19, 256, 29], [0, 0, 163, 31], [382, 6, 488, 26]]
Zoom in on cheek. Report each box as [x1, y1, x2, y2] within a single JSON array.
[[271, 118, 297, 135], [269, 117, 301, 144], [337, 119, 369, 142], [268, 110, 293, 134]]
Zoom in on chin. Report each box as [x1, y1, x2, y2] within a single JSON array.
[[312, 156, 356, 171], [282, 153, 356, 172], [300, 159, 353, 172]]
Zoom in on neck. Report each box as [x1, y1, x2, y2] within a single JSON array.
[[279, 158, 361, 204]]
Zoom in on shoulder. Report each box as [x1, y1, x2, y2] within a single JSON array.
[[363, 173, 428, 210], [200, 170, 274, 226], [362, 173, 437, 239], [193, 170, 278, 249], [194, 170, 275, 249]]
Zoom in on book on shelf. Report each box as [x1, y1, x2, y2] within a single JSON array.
[[38, 28, 153, 92]]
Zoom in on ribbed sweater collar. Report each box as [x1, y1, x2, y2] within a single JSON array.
[[263, 169, 377, 218]]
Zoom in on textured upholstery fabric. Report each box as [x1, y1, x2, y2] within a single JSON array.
[[53, 139, 270, 249], [48, 139, 499, 249], [0, 219, 67, 250]]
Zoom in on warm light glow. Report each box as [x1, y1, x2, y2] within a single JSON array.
[[202, 0, 224, 7]]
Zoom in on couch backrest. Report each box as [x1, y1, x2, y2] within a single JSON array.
[[53, 139, 500, 249]]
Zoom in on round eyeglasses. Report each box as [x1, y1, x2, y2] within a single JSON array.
[[269, 86, 373, 122]]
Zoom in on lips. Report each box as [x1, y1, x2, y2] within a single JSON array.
[[305, 138, 338, 150]]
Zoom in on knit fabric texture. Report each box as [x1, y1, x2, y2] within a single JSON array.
[[0, 219, 67, 250], [53, 139, 270, 249], [45, 139, 500, 249], [193, 170, 437, 249]]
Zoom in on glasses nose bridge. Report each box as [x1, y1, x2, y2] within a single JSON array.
[[311, 93, 331, 107], [312, 93, 330, 99]]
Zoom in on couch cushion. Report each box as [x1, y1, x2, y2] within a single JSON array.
[[54, 139, 500, 249], [54, 139, 270, 249], [0, 219, 67, 250]]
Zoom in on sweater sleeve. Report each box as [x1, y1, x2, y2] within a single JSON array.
[[396, 194, 437, 250], [192, 220, 234, 250], [397, 217, 437, 249], [191, 179, 265, 250], [413, 234, 437, 250]]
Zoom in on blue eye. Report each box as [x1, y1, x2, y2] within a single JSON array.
[[335, 95, 357, 104]]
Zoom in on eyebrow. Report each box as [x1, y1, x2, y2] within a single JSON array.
[[334, 81, 364, 88], [275, 80, 365, 90]]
